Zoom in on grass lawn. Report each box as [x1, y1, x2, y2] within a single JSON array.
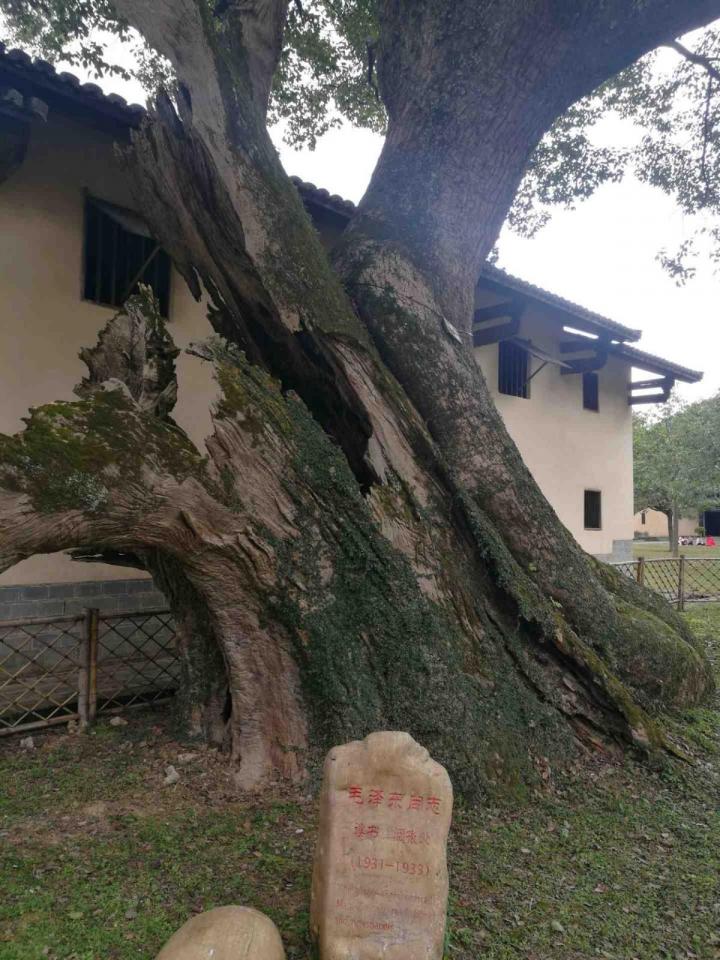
[[632, 541, 720, 560], [2, 607, 720, 959]]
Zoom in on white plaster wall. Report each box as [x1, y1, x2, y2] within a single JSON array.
[[473, 293, 634, 556], [0, 110, 217, 585]]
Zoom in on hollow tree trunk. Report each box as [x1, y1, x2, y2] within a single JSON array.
[[145, 552, 230, 749], [2, 0, 719, 791]]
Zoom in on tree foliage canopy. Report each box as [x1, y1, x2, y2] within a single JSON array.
[[3, 0, 720, 276], [634, 392, 720, 524]]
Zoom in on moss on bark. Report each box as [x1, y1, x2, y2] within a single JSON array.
[[609, 601, 714, 711], [0, 390, 205, 515], [202, 349, 576, 793]]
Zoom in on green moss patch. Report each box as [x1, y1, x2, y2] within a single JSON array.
[[610, 600, 714, 710], [257, 388, 574, 796], [0, 390, 206, 514]]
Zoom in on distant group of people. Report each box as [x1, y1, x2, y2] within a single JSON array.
[[679, 535, 717, 547]]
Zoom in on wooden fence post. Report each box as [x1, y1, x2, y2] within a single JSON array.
[[637, 556, 645, 587], [78, 615, 90, 730], [78, 608, 99, 728], [87, 608, 99, 724], [678, 555, 686, 612]]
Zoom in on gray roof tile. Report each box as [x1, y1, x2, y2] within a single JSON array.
[[0, 43, 146, 122]]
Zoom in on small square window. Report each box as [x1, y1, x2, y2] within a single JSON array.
[[584, 490, 602, 530], [582, 372, 599, 411], [83, 195, 171, 317], [498, 340, 529, 398]]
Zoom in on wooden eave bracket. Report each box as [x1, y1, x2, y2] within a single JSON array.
[[559, 335, 610, 376], [0, 86, 48, 122], [628, 376, 675, 405], [560, 351, 608, 376], [472, 299, 524, 347], [0, 87, 48, 186]]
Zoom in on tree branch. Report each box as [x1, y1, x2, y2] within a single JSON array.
[[225, 0, 291, 110], [114, 0, 290, 116], [666, 38, 720, 83], [112, 0, 208, 77], [701, 75, 714, 189]]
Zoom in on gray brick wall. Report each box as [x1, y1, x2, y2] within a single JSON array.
[[0, 578, 166, 622]]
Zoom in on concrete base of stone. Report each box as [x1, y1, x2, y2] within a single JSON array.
[[596, 539, 634, 564], [0, 578, 166, 622]]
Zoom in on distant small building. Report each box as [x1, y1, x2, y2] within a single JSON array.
[[635, 508, 720, 539], [0, 46, 704, 621], [633, 509, 698, 539]]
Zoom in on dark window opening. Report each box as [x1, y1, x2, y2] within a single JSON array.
[[584, 490, 602, 530], [498, 340, 529, 398], [582, 371, 599, 411], [641, 511, 646, 525], [83, 195, 171, 317]]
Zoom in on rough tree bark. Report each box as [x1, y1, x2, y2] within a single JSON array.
[[1, 0, 719, 792], [671, 501, 681, 558]]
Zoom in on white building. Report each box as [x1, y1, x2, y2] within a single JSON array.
[[0, 46, 702, 620]]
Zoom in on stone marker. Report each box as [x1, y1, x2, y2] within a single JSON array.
[[311, 731, 453, 959], [155, 905, 285, 960]]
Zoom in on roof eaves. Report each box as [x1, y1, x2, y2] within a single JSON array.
[[480, 263, 642, 343], [291, 176, 357, 218], [609, 343, 703, 383], [0, 85, 48, 122], [288, 187, 641, 346], [0, 44, 146, 126]]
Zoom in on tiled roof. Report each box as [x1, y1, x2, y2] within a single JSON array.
[[0, 43, 145, 126], [609, 342, 702, 383], [290, 176, 356, 217], [480, 264, 641, 343]]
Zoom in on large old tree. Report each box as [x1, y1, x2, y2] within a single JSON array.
[[1, 1, 720, 791]]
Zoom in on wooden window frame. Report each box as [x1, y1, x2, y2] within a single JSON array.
[[498, 340, 530, 399], [584, 489, 602, 531], [82, 193, 172, 318], [582, 371, 599, 412]]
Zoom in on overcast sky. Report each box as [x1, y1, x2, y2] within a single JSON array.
[[39, 33, 720, 404]]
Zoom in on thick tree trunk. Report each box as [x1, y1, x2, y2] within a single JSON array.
[[2, 0, 719, 790], [671, 502, 680, 557]]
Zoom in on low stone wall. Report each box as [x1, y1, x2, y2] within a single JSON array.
[[0, 578, 166, 622]]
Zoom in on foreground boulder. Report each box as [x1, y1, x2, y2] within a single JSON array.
[[155, 905, 285, 960]]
